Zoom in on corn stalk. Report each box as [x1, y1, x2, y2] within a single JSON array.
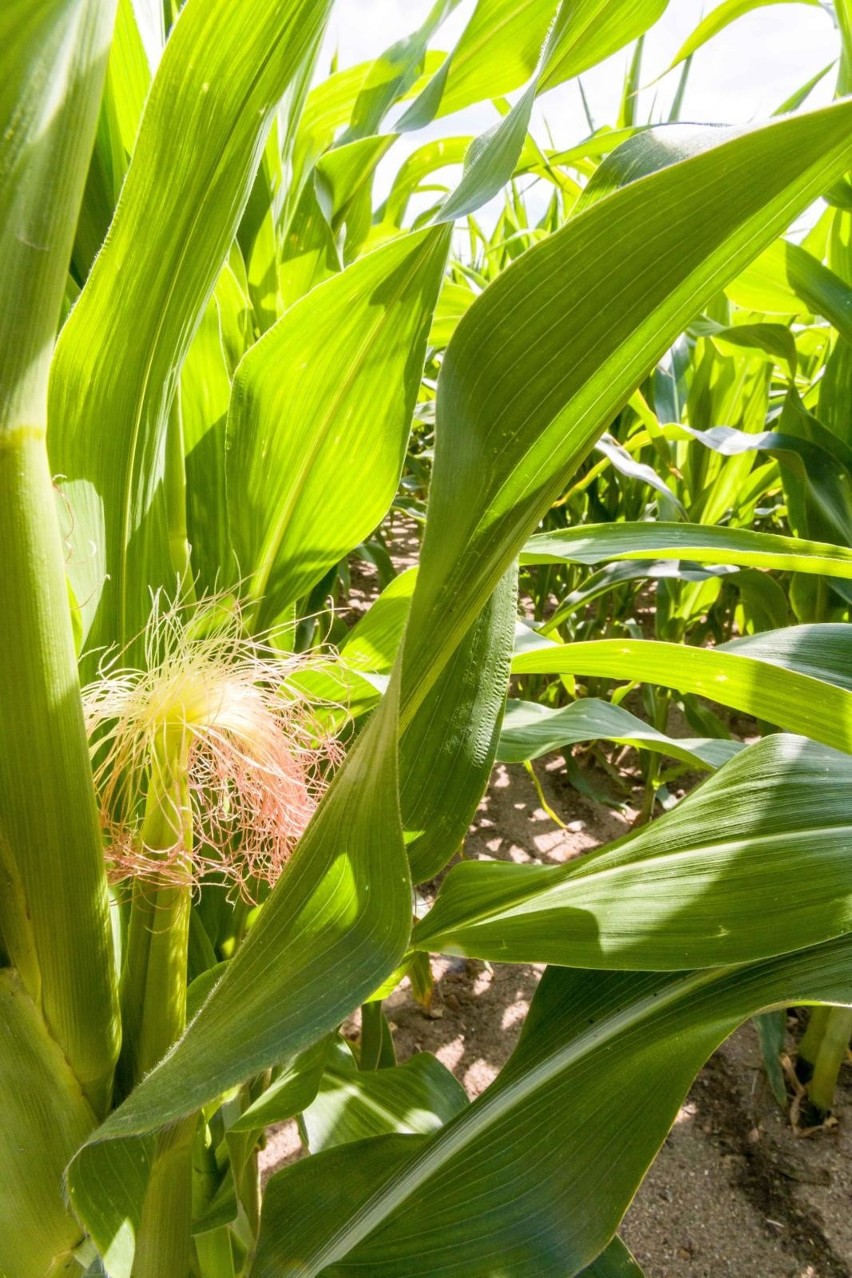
[[0, 2, 120, 1268]]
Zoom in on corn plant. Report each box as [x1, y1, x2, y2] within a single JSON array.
[[478, 7, 852, 1098], [4, 0, 852, 1275]]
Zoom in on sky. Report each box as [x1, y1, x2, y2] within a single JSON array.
[[325, 0, 839, 123], [321, 0, 841, 216]]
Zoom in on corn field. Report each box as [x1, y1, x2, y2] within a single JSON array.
[[3, 0, 852, 1273]]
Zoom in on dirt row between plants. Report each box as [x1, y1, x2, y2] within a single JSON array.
[[262, 756, 852, 1277]]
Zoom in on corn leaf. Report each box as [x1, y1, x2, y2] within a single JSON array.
[[399, 100, 852, 729], [0, 971, 97, 1277], [49, 0, 332, 661], [437, 0, 670, 222], [230, 1037, 332, 1133], [342, 0, 462, 141], [385, 137, 473, 227], [723, 622, 852, 690], [301, 1047, 468, 1152], [342, 569, 419, 673], [512, 630, 852, 753], [399, 0, 559, 130], [540, 0, 668, 91], [73, 0, 151, 277], [522, 521, 852, 574], [415, 735, 852, 967], [581, 1239, 646, 1277], [228, 226, 450, 629], [255, 931, 852, 1275], [498, 697, 741, 769], [402, 568, 517, 884], [181, 294, 235, 597]]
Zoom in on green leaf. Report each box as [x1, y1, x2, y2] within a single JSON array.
[[290, 569, 417, 729], [66, 1132, 154, 1278], [402, 567, 517, 884], [181, 293, 235, 597], [1, 0, 116, 428], [310, 570, 523, 885], [548, 125, 644, 169], [399, 102, 852, 733], [290, 62, 372, 196], [227, 227, 450, 629], [543, 561, 729, 625], [576, 125, 852, 347], [280, 132, 396, 290], [776, 389, 852, 561], [540, 0, 668, 92], [723, 623, 852, 691], [574, 122, 738, 213], [342, 0, 462, 141], [437, 79, 539, 223], [773, 59, 836, 115], [593, 434, 686, 513], [0, 971, 97, 1278], [580, 1238, 647, 1277], [656, 419, 852, 552], [230, 1037, 332, 1132], [435, 0, 671, 223], [735, 568, 790, 633], [779, 239, 852, 346], [819, 330, 852, 451], [254, 936, 852, 1275], [512, 631, 852, 754], [73, 0, 151, 278], [754, 1010, 788, 1107], [726, 242, 804, 314], [707, 222, 852, 338], [695, 317, 798, 372], [384, 137, 473, 227], [498, 697, 741, 769], [399, 0, 559, 130], [107, 0, 151, 151], [302, 1047, 468, 1151], [287, 50, 446, 211], [315, 134, 397, 236], [341, 568, 418, 674], [279, 174, 342, 307], [49, 0, 333, 660], [429, 276, 479, 346], [414, 736, 852, 969], [522, 520, 852, 578]]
